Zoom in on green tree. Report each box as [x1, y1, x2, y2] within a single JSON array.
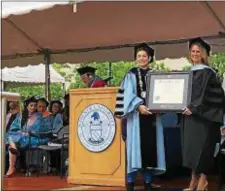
[[6, 53, 225, 100], [5, 83, 64, 101], [181, 53, 225, 77], [5, 84, 45, 101], [69, 61, 136, 88], [182, 65, 192, 71], [210, 53, 225, 78], [69, 61, 170, 88], [151, 62, 171, 72]]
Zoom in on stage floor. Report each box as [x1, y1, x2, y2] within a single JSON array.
[[3, 174, 222, 191]]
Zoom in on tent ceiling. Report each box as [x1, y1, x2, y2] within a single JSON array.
[[2, 1, 225, 68]]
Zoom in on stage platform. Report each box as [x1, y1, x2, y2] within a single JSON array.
[[3, 174, 221, 191]]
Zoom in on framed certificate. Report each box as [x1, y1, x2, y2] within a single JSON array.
[[146, 72, 192, 113]]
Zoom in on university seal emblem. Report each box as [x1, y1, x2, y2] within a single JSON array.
[[77, 104, 116, 152]]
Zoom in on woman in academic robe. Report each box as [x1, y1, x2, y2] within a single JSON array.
[[5, 101, 20, 132], [182, 37, 225, 190], [115, 43, 166, 191], [4, 96, 49, 177], [49, 100, 63, 133], [49, 100, 64, 170], [36, 97, 54, 133]]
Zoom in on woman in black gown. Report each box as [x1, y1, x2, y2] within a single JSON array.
[[182, 37, 225, 190]]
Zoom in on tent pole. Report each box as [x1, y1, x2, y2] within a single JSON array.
[[1, 81, 4, 91], [0, 97, 6, 191], [62, 83, 66, 102], [44, 49, 51, 100], [108, 62, 112, 86]]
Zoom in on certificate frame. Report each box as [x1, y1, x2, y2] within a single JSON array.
[[146, 71, 192, 113]]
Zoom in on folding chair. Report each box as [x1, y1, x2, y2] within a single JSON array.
[[37, 125, 69, 178], [25, 131, 54, 177]]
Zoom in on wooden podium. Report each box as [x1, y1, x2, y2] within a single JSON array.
[[68, 87, 125, 187]]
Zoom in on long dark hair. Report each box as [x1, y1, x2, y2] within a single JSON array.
[[21, 109, 29, 129]]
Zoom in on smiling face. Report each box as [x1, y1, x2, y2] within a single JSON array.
[[52, 103, 61, 114], [27, 102, 37, 114], [37, 100, 47, 113], [136, 50, 149, 69], [189, 44, 208, 65], [190, 44, 202, 64]]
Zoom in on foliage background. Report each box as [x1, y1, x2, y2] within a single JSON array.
[[5, 53, 225, 101]]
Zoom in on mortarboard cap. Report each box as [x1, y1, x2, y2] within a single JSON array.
[[77, 66, 96, 75], [189, 37, 211, 56], [24, 96, 37, 108], [134, 42, 154, 63], [50, 100, 63, 107], [37, 97, 49, 107]]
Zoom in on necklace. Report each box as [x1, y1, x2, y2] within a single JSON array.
[[137, 68, 146, 98]]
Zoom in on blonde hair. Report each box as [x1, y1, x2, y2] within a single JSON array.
[[189, 43, 210, 65]]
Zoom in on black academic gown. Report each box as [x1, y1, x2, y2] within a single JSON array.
[[181, 68, 225, 175], [130, 67, 157, 168]]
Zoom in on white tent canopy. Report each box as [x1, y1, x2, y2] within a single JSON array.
[[2, 1, 225, 68], [1, 2, 70, 18], [1, 64, 65, 84], [156, 57, 191, 71]]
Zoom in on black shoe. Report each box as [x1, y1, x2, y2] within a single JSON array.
[[150, 183, 161, 189], [144, 183, 152, 191], [9, 147, 20, 156], [126, 182, 135, 191]]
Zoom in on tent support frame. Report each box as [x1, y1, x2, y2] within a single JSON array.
[[43, 49, 51, 100]]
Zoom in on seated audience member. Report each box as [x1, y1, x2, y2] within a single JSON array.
[[5, 101, 20, 173], [49, 100, 63, 116], [49, 100, 63, 133], [49, 100, 64, 172], [5, 96, 49, 177], [36, 97, 53, 133], [6, 101, 20, 132]]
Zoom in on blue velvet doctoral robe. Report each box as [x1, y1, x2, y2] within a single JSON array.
[[40, 113, 54, 133], [52, 113, 63, 134], [6, 112, 49, 148], [115, 70, 166, 174]]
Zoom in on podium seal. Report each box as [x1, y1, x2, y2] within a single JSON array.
[[78, 104, 116, 152]]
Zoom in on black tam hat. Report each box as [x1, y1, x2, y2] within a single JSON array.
[[50, 100, 63, 107], [189, 37, 211, 56], [77, 66, 96, 75], [24, 96, 37, 108], [37, 97, 49, 107], [134, 42, 154, 63]]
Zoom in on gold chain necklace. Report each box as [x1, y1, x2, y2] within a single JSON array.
[[137, 68, 146, 98]]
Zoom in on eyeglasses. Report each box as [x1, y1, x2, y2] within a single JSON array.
[[81, 74, 87, 79]]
